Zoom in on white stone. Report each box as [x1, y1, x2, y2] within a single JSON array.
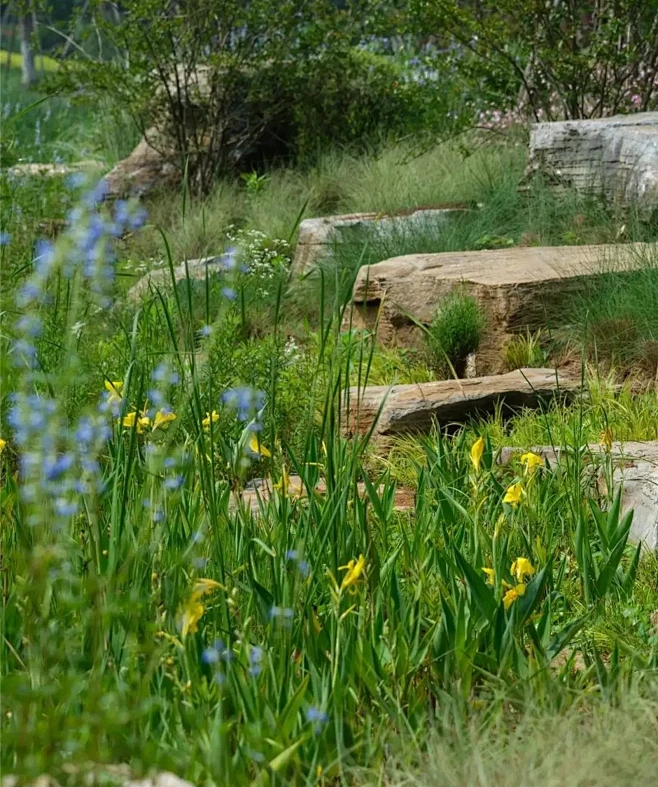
[[528, 112, 658, 207]]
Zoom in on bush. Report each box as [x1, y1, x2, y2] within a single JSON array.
[[52, 1, 443, 192], [426, 291, 485, 376]]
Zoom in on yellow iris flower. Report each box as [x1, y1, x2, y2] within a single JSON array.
[[340, 554, 366, 590], [503, 481, 524, 507], [202, 410, 219, 429], [0, 438, 6, 455], [503, 583, 527, 610], [481, 567, 495, 585], [179, 578, 223, 637], [105, 380, 124, 404], [470, 436, 484, 473], [511, 557, 535, 583], [520, 452, 543, 474], [122, 411, 151, 433], [152, 410, 177, 431], [249, 434, 271, 458]]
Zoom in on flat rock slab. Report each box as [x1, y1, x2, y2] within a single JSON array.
[[4, 161, 104, 179], [291, 207, 465, 275], [235, 475, 415, 513], [342, 368, 579, 440], [500, 441, 658, 550], [528, 112, 658, 207], [127, 256, 226, 301], [348, 242, 656, 374]]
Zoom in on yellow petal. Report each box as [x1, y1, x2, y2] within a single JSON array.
[[105, 380, 123, 397], [481, 567, 495, 585], [192, 577, 223, 596], [0, 438, 6, 455], [520, 452, 543, 473], [153, 410, 177, 431], [511, 557, 535, 583], [470, 436, 484, 473], [180, 598, 205, 637], [503, 481, 524, 507], [122, 412, 137, 428], [248, 434, 271, 458], [340, 554, 366, 590], [202, 410, 219, 429], [503, 587, 518, 610]]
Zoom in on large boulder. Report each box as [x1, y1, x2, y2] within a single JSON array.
[[347, 242, 655, 374], [342, 368, 580, 441], [528, 112, 658, 207]]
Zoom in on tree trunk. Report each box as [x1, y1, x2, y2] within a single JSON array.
[[20, 9, 37, 86]]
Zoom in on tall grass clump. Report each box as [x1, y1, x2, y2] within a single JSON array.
[[1, 174, 658, 787], [565, 249, 658, 374], [426, 291, 485, 377]]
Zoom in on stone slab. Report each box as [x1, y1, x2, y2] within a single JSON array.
[[348, 242, 657, 374], [291, 207, 465, 275], [235, 475, 415, 513], [342, 368, 579, 440], [127, 256, 226, 301]]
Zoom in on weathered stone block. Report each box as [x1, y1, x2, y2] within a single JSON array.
[[348, 242, 656, 374], [342, 368, 579, 441]]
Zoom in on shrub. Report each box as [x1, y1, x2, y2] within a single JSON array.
[[52, 0, 442, 192], [426, 291, 485, 376]]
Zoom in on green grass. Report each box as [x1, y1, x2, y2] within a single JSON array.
[[358, 687, 658, 787], [0, 48, 60, 72], [1, 69, 139, 166]]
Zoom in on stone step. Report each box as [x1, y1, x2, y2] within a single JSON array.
[[348, 241, 656, 374], [342, 368, 579, 440]]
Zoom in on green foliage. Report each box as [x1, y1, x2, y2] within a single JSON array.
[[426, 291, 485, 376], [504, 329, 548, 370], [565, 256, 658, 372], [412, 0, 658, 120], [51, 0, 444, 192]]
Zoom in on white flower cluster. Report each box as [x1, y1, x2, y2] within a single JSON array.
[[225, 226, 291, 297]]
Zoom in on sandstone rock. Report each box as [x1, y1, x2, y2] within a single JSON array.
[[528, 112, 658, 207], [236, 475, 415, 513], [104, 129, 179, 199], [348, 242, 655, 374], [342, 368, 579, 441], [291, 207, 467, 275], [127, 255, 228, 302], [500, 440, 658, 550]]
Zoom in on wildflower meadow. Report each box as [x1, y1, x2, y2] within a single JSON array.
[[3, 2, 658, 785]]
